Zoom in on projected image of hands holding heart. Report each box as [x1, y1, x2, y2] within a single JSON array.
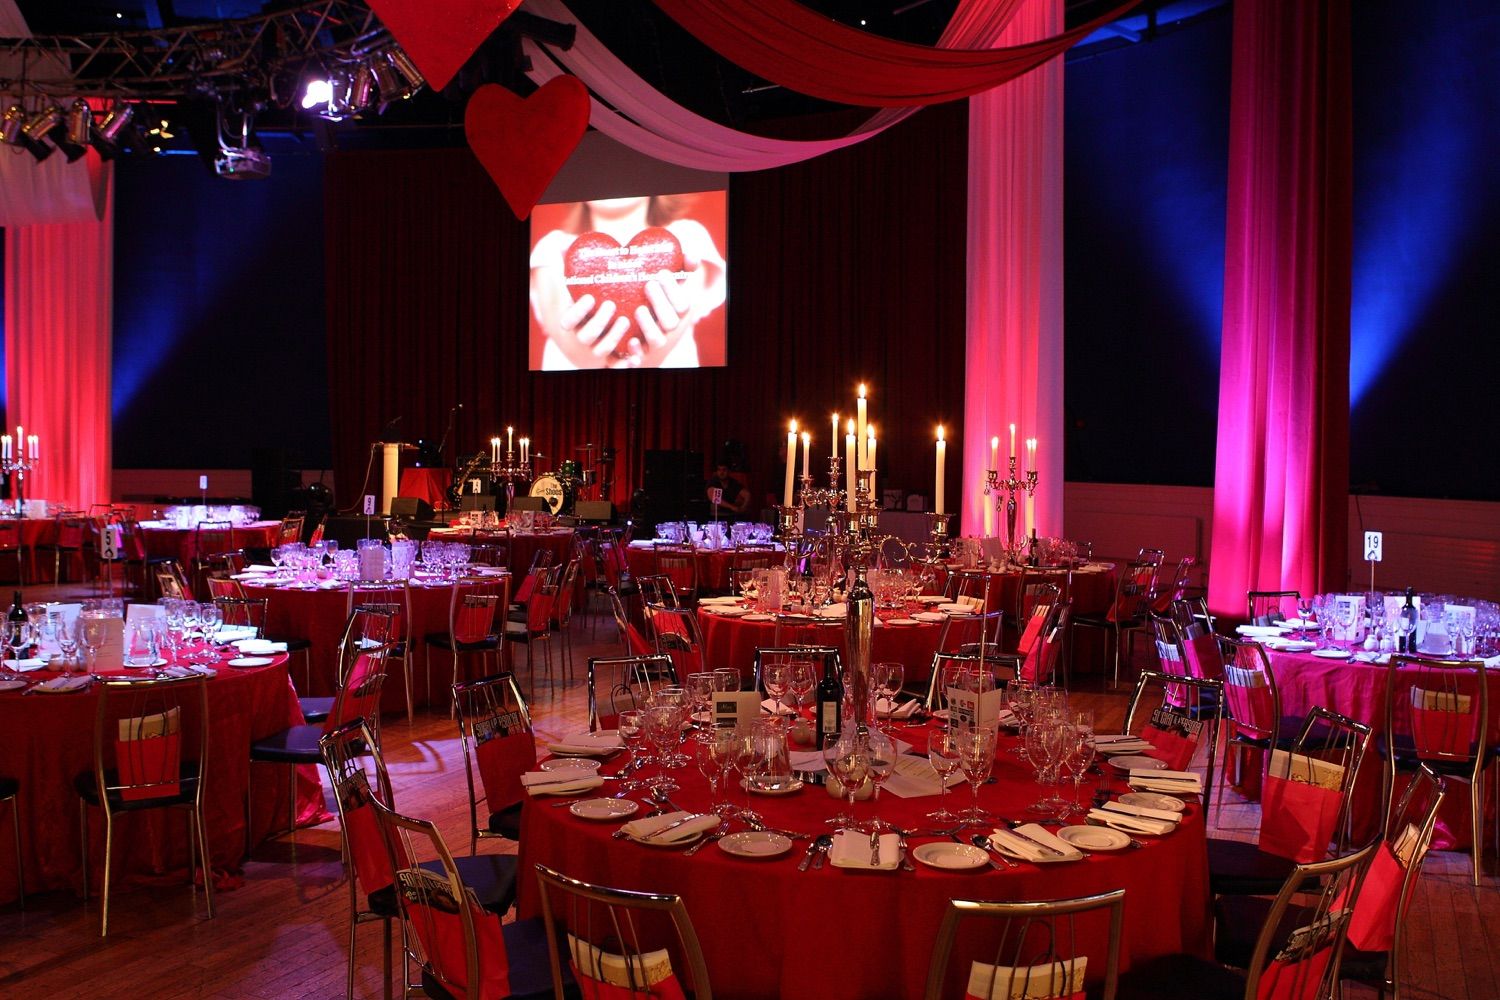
[[529, 193, 727, 370]]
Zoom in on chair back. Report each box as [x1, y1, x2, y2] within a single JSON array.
[[653, 544, 698, 600], [194, 521, 236, 562], [208, 549, 247, 576], [1386, 654, 1489, 771], [373, 801, 518, 1000], [57, 515, 87, 549], [1016, 575, 1062, 637], [528, 546, 557, 572], [938, 607, 1005, 658], [635, 574, 679, 610], [524, 563, 562, 633], [1021, 602, 1070, 686], [730, 545, 778, 574], [1149, 614, 1190, 699], [1220, 637, 1283, 742], [351, 580, 413, 650], [326, 607, 397, 734], [534, 862, 713, 1000], [922, 890, 1124, 1000], [771, 613, 844, 651], [1248, 590, 1301, 626], [1345, 764, 1445, 959], [469, 541, 510, 568], [1124, 670, 1223, 785], [944, 569, 991, 606], [92, 674, 209, 810], [447, 576, 509, 646], [453, 673, 537, 852], [587, 654, 678, 731], [1241, 842, 1379, 1000], [752, 646, 839, 700], [319, 719, 396, 896], [553, 558, 581, 628], [1108, 562, 1158, 623], [645, 603, 705, 677], [607, 586, 655, 656], [1170, 595, 1216, 637], [205, 574, 242, 601], [1015, 600, 1055, 657], [926, 650, 1014, 710], [1135, 547, 1165, 567], [156, 563, 189, 600], [214, 596, 268, 637], [1259, 707, 1373, 860], [599, 535, 628, 590], [1149, 556, 1194, 614]]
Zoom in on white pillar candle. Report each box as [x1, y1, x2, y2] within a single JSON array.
[[934, 426, 946, 515], [866, 425, 877, 498], [830, 413, 839, 460], [507, 426, 514, 455], [801, 431, 811, 486], [1009, 423, 1017, 463], [2, 435, 10, 460], [1025, 438, 1038, 535], [989, 436, 999, 472], [856, 384, 868, 471], [783, 420, 797, 507], [28, 435, 36, 460], [1027, 437, 1038, 473], [845, 421, 857, 512]]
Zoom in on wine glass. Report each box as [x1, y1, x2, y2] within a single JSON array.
[[927, 727, 962, 821], [731, 727, 765, 824], [1058, 709, 1095, 819], [956, 725, 998, 825], [643, 705, 682, 792], [79, 616, 110, 674], [712, 667, 740, 693], [616, 709, 648, 791], [787, 660, 816, 720], [695, 732, 730, 816], [5, 620, 31, 670], [864, 727, 896, 832], [56, 616, 80, 671], [762, 662, 790, 714], [685, 671, 717, 739], [823, 731, 869, 831], [872, 661, 904, 722]]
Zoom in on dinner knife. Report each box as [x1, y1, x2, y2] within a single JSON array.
[[797, 839, 820, 871], [1003, 826, 1068, 858], [636, 813, 706, 843], [868, 828, 881, 866]]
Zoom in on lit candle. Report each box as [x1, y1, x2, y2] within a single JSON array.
[[934, 426, 946, 515], [28, 435, 35, 460], [490, 437, 498, 465], [830, 412, 839, 460], [845, 420, 857, 512], [867, 425, 877, 499], [1009, 423, 1016, 463], [1025, 438, 1038, 536], [521, 438, 528, 465], [1, 435, 10, 460], [1026, 437, 1037, 473], [989, 436, 999, 472], [800, 431, 811, 487], [506, 426, 514, 455], [856, 384, 868, 471], [784, 420, 797, 507]]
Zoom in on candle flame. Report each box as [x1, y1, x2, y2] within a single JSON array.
[[858, 383, 866, 398], [990, 436, 999, 448], [846, 418, 855, 434], [937, 425, 944, 441]]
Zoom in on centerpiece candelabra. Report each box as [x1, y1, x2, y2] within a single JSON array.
[[1, 430, 39, 516], [984, 447, 1038, 564], [487, 432, 532, 508]]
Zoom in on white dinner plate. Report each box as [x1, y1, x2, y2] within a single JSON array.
[[1056, 826, 1131, 852], [1107, 755, 1167, 772], [227, 656, 274, 668], [0, 679, 28, 692], [569, 798, 639, 821], [1119, 792, 1185, 813], [710, 607, 751, 618], [1312, 648, 1351, 659], [741, 613, 773, 622], [717, 831, 792, 859], [741, 777, 804, 796], [915, 596, 948, 604], [911, 842, 988, 871], [886, 618, 920, 626], [541, 758, 602, 773]]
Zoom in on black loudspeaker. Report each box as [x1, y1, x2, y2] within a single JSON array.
[[460, 494, 497, 512], [321, 515, 390, 548], [390, 496, 434, 520], [509, 496, 548, 512], [251, 447, 300, 520], [574, 500, 614, 522]]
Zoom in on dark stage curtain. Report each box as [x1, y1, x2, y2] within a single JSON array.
[[324, 102, 968, 515]]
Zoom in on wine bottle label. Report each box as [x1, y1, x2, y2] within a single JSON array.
[[819, 701, 839, 733]]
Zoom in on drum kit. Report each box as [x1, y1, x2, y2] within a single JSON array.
[[525, 444, 608, 516]]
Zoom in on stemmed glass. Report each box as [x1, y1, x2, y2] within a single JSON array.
[[56, 616, 80, 670], [955, 725, 998, 826], [872, 661, 904, 725], [712, 667, 740, 693], [617, 709, 648, 791], [1058, 709, 1095, 819], [79, 616, 110, 674], [652, 687, 691, 766], [730, 726, 765, 824], [864, 726, 896, 831], [787, 661, 816, 721], [685, 671, 717, 739], [823, 731, 869, 831], [643, 705, 682, 792], [927, 727, 962, 821], [1025, 708, 1073, 814], [695, 731, 734, 816], [762, 663, 790, 714], [5, 620, 32, 670]]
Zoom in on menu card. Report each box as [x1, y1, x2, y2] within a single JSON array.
[[1331, 594, 1366, 642], [712, 691, 760, 730]]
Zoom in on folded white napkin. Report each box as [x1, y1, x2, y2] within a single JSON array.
[[819, 603, 848, 617], [760, 698, 796, 716], [235, 639, 287, 654], [3, 657, 46, 671], [1086, 808, 1176, 836], [913, 612, 946, 622], [246, 564, 278, 573], [161, 664, 215, 679], [546, 732, 623, 755], [1101, 799, 1182, 824], [619, 811, 720, 844], [33, 675, 92, 693], [521, 771, 604, 796], [1273, 619, 1316, 630], [829, 830, 900, 869], [1129, 769, 1202, 794], [1236, 625, 1286, 636], [876, 697, 920, 720], [215, 627, 257, 643], [990, 824, 1082, 861]]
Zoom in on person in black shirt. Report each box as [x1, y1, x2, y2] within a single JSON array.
[[706, 464, 749, 515]]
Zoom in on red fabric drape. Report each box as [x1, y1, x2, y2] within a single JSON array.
[[649, 0, 1138, 107], [324, 105, 968, 512], [1207, 0, 1352, 616], [3, 159, 114, 509]]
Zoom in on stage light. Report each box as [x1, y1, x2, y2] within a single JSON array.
[[369, 53, 403, 102], [19, 104, 62, 161], [55, 99, 92, 161], [387, 47, 425, 93], [349, 63, 376, 110], [90, 100, 134, 159], [0, 104, 25, 147], [301, 77, 333, 110]]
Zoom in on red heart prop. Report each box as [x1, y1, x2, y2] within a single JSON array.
[[465, 78, 590, 220], [367, 0, 521, 92], [563, 227, 686, 356]]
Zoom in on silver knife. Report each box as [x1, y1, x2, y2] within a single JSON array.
[[797, 839, 820, 871], [868, 828, 881, 866], [896, 833, 914, 872], [1005, 826, 1067, 858], [637, 813, 707, 843]]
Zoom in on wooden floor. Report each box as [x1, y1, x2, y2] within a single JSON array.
[[0, 600, 1495, 999]]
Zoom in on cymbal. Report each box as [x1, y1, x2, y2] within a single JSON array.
[[574, 444, 596, 452]]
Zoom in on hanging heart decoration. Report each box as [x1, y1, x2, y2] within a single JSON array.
[[464, 78, 591, 220], [367, 0, 523, 92]]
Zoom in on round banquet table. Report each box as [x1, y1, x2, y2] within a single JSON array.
[[240, 573, 501, 712], [0, 653, 325, 906], [427, 526, 576, 577], [1263, 645, 1500, 849], [140, 520, 282, 565], [516, 725, 1211, 1000], [937, 562, 1118, 618], [624, 544, 783, 594], [698, 605, 972, 685]]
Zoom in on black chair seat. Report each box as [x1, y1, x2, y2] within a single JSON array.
[[417, 914, 570, 1000], [268, 635, 312, 652], [1339, 945, 1390, 986], [425, 631, 500, 652], [1226, 716, 1306, 752], [1376, 734, 1488, 776], [0, 776, 17, 799], [299, 697, 335, 724], [1212, 893, 1313, 969], [488, 802, 524, 841], [74, 765, 201, 812], [1117, 953, 1245, 1000], [368, 853, 520, 919], [1207, 837, 1299, 896], [249, 724, 325, 764]]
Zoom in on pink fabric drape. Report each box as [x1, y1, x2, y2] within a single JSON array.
[[4, 164, 114, 509], [1207, 0, 1352, 616], [962, 0, 1065, 540], [521, 0, 1031, 172]]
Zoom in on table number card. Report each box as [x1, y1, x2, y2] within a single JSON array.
[[712, 691, 760, 731], [947, 686, 1004, 727]]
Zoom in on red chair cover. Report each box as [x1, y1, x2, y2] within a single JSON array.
[[115, 729, 182, 802], [455, 596, 497, 644], [410, 892, 511, 1000], [474, 718, 537, 816], [1015, 605, 1049, 655], [1343, 842, 1406, 953], [573, 967, 687, 1000], [324, 652, 385, 733], [1223, 673, 1277, 741], [1182, 633, 1225, 680], [515, 572, 539, 605], [527, 587, 556, 632], [1142, 723, 1199, 772], [1408, 696, 1476, 761], [1259, 774, 1342, 864], [1256, 947, 1334, 1000]]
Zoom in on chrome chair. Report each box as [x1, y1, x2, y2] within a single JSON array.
[[452, 673, 537, 852], [586, 654, 678, 731]]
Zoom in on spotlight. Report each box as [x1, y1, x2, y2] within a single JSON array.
[[301, 77, 333, 111], [387, 47, 425, 92], [0, 104, 24, 147], [348, 63, 376, 110], [90, 100, 134, 159], [19, 104, 62, 161], [369, 53, 402, 102], [55, 99, 92, 162]]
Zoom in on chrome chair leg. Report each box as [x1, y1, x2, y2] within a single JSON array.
[[195, 805, 215, 917], [8, 796, 21, 909], [100, 811, 114, 936], [78, 800, 90, 901]]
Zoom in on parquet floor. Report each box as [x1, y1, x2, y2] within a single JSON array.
[[0, 600, 1495, 999]]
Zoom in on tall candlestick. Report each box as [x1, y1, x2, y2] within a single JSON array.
[[845, 421, 857, 512], [934, 426, 946, 515], [506, 426, 514, 455], [800, 431, 811, 485], [1025, 437, 1038, 536], [1009, 423, 1016, 462], [990, 436, 999, 472], [866, 425, 877, 499], [28, 435, 36, 460], [856, 384, 868, 471], [783, 420, 797, 507], [830, 413, 839, 459]]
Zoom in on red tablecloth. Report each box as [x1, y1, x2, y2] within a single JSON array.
[[0, 654, 324, 906], [698, 606, 966, 684], [427, 527, 576, 577], [241, 576, 499, 711], [141, 521, 282, 565], [516, 725, 1211, 1000], [937, 563, 1118, 617], [624, 545, 764, 593], [1265, 648, 1500, 850]]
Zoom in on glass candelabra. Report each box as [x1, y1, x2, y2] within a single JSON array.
[[1, 453, 37, 515], [984, 455, 1038, 563]]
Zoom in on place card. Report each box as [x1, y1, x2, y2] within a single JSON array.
[[87, 617, 125, 671], [881, 754, 964, 798], [712, 690, 761, 730], [1331, 594, 1366, 643]]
